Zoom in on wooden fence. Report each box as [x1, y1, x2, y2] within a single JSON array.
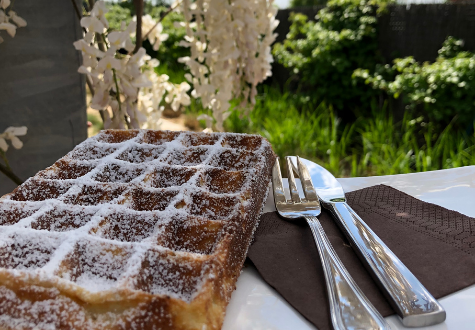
[[270, 4, 475, 86]]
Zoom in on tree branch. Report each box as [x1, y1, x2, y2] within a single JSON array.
[[80, 0, 106, 52], [83, 0, 91, 12], [86, 75, 95, 97], [0, 162, 23, 186], [87, 0, 95, 11], [8, 0, 17, 15], [70, 0, 88, 34], [112, 68, 122, 115], [132, 0, 144, 54], [70, 0, 106, 123], [143, 1, 183, 41], [85, 76, 105, 122]]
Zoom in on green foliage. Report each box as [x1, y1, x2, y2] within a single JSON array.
[[359, 109, 475, 175], [354, 36, 475, 124], [105, 4, 132, 31], [438, 36, 465, 59], [290, 0, 327, 7], [273, 0, 392, 114], [224, 86, 357, 175], [105, 1, 188, 78], [103, 1, 475, 176], [222, 86, 475, 177], [147, 7, 188, 74]]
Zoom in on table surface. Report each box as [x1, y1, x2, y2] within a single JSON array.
[[222, 165, 475, 330]]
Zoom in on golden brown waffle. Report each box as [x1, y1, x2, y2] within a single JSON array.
[[0, 130, 275, 330]]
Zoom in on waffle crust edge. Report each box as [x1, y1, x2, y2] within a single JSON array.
[[0, 130, 275, 330]]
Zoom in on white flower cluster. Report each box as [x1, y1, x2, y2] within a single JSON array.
[[138, 63, 192, 129], [141, 14, 169, 51], [136, 16, 191, 130], [0, 0, 27, 44], [74, 1, 190, 129], [178, 0, 279, 130], [0, 127, 27, 152]]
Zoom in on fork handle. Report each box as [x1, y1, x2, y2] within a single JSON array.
[[304, 215, 389, 330], [329, 202, 446, 327]]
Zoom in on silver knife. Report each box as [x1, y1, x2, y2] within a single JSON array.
[[289, 157, 446, 327]]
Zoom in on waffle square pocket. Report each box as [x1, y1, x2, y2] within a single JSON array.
[[0, 129, 274, 330]]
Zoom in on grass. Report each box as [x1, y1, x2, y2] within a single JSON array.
[[221, 86, 475, 177], [358, 110, 475, 175], [86, 81, 475, 178]]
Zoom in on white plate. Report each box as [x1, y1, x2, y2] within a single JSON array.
[[223, 166, 475, 330]]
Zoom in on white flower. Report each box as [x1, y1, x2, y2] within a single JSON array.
[[78, 65, 100, 78], [125, 20, 136, 34], [162, 81, 191, 111], [97, 55, 122, 73], [84, 31, 94, 44], [119, 75, 138, 98], [0, 22, 15, 37], [0, 126, 27, 152], [0, 3, 27, 43], [91, 0, 108, 18], [74, 0, 277, 131], [81, 16, 105, 34], [82, 53, 98, 68], [132, 73, 152, 88], [91, 0, 109, 17], [91, 0, 109, 28], [9, 11, 26, 27], [107, 31, 128, 49], [179, 0, 278, 130], [140, 15, 169, 51], [0, 9, 7, 23], [90, 84, 110, 110], [149, 59, 159, 67], [73, 39, 104, 58], [0, 0, 10, 10], [129, 47, 148, 67]]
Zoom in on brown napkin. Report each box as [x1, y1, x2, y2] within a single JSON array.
[[247, 184, 475, 330]]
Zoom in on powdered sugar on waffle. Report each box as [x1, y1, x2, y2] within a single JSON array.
[[0, 130, 274, 324]]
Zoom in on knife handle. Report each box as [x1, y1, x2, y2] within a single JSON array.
[[329, 202, 446, 327]]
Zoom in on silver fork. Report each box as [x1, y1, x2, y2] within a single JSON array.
[[273, 156, 390, 330]]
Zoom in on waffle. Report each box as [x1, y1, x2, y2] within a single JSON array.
[[0, 130, 275, 330]]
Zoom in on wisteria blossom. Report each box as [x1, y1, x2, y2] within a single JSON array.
[[137, 59, 168, 129], [75, 1, 191, 129], [178, 0, 279, 130], [0, 0, 27, 44], [140, 14, 169, 51], [74, 0, 278, 130], [0, 126, 27, 152]]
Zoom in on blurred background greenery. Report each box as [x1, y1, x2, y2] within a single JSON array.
[[91, 0, 475, 177]]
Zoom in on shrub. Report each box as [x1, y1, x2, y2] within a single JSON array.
[[290, 0, 327, 7], [354, 37, 475, 125], [223, 86, 475, 177], [145, 7, 188, 77], [273, 0, 392, 115]]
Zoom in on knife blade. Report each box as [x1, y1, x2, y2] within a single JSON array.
[[289, 157, 446, 327]]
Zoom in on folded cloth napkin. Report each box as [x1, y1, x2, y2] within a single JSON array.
[[247, 184, 475, 330]]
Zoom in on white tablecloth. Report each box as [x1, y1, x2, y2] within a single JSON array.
[[223, 166, 475, 329]]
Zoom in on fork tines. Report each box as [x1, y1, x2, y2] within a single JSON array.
[[274, 156, 319, 204]]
